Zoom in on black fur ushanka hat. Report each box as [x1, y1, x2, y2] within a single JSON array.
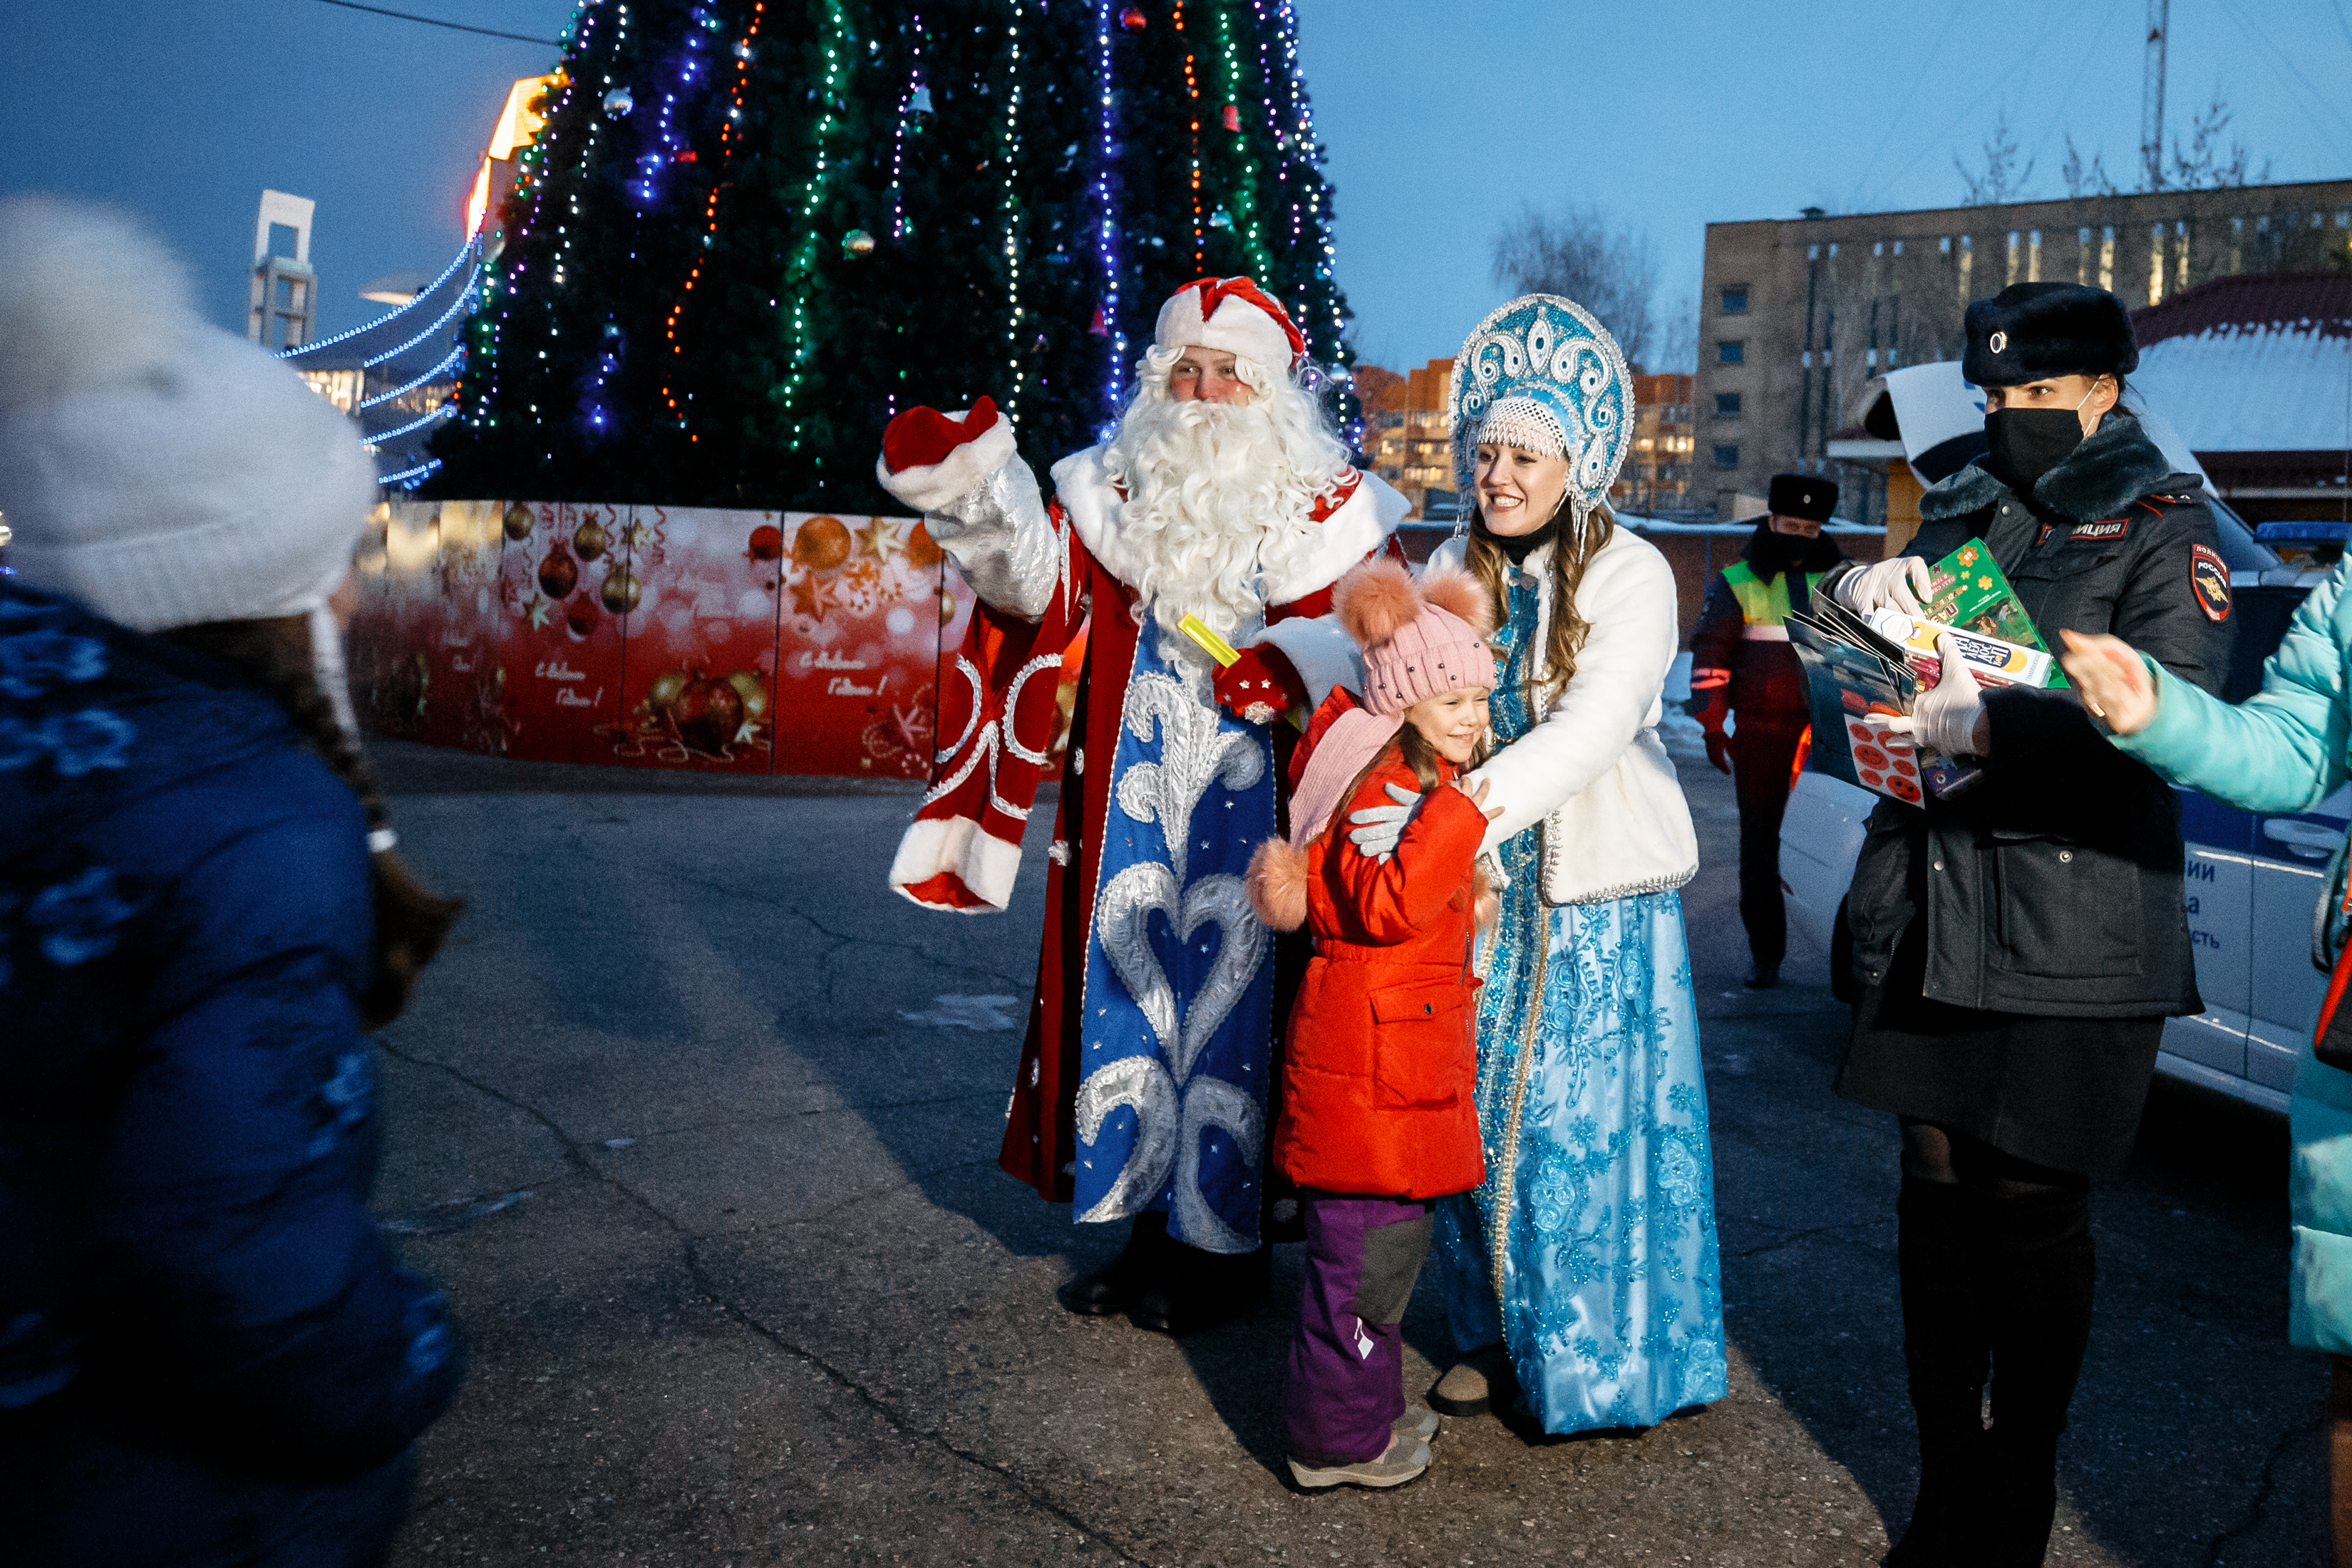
[[1962, 282, 2139, 387]]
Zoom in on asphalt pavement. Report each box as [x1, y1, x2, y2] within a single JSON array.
[[371, 731, 2321, 1567]]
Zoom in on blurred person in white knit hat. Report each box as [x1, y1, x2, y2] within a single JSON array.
[[0, 195, 463, 1567]]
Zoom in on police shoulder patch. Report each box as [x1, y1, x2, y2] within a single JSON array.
[[2190, 542, 2232, 623]]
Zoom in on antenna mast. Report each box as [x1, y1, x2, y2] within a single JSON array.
[[2141, 0, 2170, 190]]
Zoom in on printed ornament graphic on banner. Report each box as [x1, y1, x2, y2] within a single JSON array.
[[773, 512, 960, 778], [609, 506, 782, 774], [499, 502, 626, 765], [346, 500, 504, 754]]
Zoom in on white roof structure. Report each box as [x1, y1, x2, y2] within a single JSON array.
[[2127, 274, 2352, 455]]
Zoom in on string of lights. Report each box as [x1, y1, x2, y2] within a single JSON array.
[[889, 14, 926, 240], [379, 457, 443, 488], [654, 1, 758, 446], [776, 0, 855, 452], [363, 275, 479, 368], [357, 346, 465, 410], [365, 401, 457, 447], [1093, 0, 1125, 428], [277, 236, 479, 362], [1001, 3, 1028, 428]]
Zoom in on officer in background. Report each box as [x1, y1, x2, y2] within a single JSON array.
[[1690, 473, 1847, 989], [1827, 282, 2232, 1567]]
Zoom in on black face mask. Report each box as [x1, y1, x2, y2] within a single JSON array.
[[1984, 407, 2086, 491]]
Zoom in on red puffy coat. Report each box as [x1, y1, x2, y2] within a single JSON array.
[[1269, 756, 1487, 1200]]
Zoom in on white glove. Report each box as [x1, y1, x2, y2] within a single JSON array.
[[1885, 634, 1988, 756], [1835, 556, 1934, 618], [1346, 783, 1423, 862]]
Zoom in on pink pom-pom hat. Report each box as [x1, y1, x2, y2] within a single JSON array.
[[1285, 559, 1498, 849]]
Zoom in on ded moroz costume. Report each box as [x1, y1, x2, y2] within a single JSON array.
[[1378, 294, 1728, 1435], [875, 278, 1409, 1333], [1689, 473, 1847, 988]]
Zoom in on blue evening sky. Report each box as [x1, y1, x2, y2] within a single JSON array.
[[7, 1, 2351, 373]]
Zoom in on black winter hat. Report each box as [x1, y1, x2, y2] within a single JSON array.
[[1963, 282, 2139, 386], [1768, 473, 1838, 522]]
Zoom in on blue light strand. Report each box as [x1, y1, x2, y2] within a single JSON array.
[[889, 14, 926, 239], [365, 401, 457, 446], [357, 346, 465, 410], [363, 274, 480, 368], [277, 237, 480, 361], [379, 458, 443, 488], [1095, 0, 1124, 431]]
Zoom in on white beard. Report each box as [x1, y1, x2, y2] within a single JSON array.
[[1101, 387, 1346, 655]]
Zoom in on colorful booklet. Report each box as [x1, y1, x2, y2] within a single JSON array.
[[1919, 537, 2068, 688], [1785, 592, 1983, 806]]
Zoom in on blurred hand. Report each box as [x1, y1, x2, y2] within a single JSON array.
[[2058, 629, 2159, 735], [1836, 556, 1934, 618], [1703, 725, 1732, 774], [1885, 634, 1990, 755], [1450, 775, 1503, 821]]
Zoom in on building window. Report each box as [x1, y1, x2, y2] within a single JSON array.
[[1715, 392, 1741, 418], [1718, 340, 1745, 365], [1713, 444, 1740, 470], [1939, 235, 1951, 254], [1719, 286, 1748, 313], [1892, 239, 1905, 256], [1808, 243, 1819, 260]]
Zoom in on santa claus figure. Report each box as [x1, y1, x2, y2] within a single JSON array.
[[877, 279, 1408, 1332]]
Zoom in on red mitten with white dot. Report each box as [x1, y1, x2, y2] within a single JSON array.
[[1214, 644, 1309, 727]]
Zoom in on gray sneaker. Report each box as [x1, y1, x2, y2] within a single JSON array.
[[1430, 1344, 1513, 1416], [1288, 1434, 1431, 1491], [1394, 1402, 1440, 1444]]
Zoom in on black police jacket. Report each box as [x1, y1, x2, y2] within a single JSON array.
[[1838, 412, 2234, 1017]]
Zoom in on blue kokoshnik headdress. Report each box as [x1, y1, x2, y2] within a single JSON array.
[[1450, 294, 1634, 526]]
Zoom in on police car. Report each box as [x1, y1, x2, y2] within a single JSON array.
[[1778, 363, 2338, 1113]]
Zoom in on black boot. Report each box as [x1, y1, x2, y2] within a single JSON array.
[[1130, 1238, 1272, 1334], [1884, 1175, 1991, 1568], [1057, 1210, 1169, 1316], [1982, 1182, 2095, 1567]]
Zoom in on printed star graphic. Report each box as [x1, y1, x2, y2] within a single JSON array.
[[855, 515, 906, 563], [789, 572, 835, 620], [734, 718, 760, 746], [527, 595, 552, 628]]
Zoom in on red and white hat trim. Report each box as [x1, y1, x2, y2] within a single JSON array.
[[1152, 276, 1306, 371]]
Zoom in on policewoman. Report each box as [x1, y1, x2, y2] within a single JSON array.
[[1689, 473, 1848, 988], [1825, 282, 2234, 1567]]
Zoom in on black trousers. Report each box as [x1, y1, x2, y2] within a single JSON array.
[[1731, 716, 1807, 967]]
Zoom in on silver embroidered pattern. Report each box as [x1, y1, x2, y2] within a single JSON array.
[[1072, 656, 1272, 1248], [923, 455, 1059, 620], [1073, 1055, 1179, 1221]]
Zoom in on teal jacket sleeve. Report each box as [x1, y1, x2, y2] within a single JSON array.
[[2114, 563, 2352, 813]]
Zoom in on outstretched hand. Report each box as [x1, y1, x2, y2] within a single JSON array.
[[2057, 629, 2159, 735]]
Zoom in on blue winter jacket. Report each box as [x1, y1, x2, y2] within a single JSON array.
[[0, 582, 463, 1564], [2113, 560, 2352, 1352]]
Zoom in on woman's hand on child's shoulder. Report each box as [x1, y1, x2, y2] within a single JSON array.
[[1451, 777, 1502, 821]]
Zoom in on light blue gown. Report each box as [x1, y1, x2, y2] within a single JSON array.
[[1433, 575, 1730, 1433]]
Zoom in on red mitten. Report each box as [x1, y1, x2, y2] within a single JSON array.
[[1214, 644, 1309, 726], [882, 396, 1000, 473]]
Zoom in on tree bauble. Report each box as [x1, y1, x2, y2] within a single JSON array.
[[574, 518, 610, 561], [645, 669, 688, 711], [746, 523, 783, 562], [600, 565, 643, 614], [565, 593, 600, 639], [793, 516, 852, 570], [669, 671, 746, 753], [726, 669, 770, 722], [502, 502, 535, 542], [537, 541, 579, 599], [904, 523, 944, 569]]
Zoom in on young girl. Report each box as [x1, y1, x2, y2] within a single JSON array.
[[1246, 557, 1498, 1491]]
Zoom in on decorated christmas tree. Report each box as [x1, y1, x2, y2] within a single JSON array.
[[429, 0, 1356, 510]]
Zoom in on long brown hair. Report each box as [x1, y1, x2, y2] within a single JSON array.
[[1465, 491, 1616, 708], [165, 615, 463, 1028]]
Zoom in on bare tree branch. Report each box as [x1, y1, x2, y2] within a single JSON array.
[[1956, 108, 2036, 207], [1490, 204, 1661, 368]]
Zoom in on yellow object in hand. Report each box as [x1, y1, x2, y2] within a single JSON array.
[[1178, 614, 1306, 732]]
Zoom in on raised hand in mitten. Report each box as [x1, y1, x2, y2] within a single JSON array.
[[882, 396, 1000, 473], [1213, 644, 1308, 726], [877, 397, 1017, 516]]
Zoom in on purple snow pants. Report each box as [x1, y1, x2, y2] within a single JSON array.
[[1285, 1192, 1437, 1467]]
